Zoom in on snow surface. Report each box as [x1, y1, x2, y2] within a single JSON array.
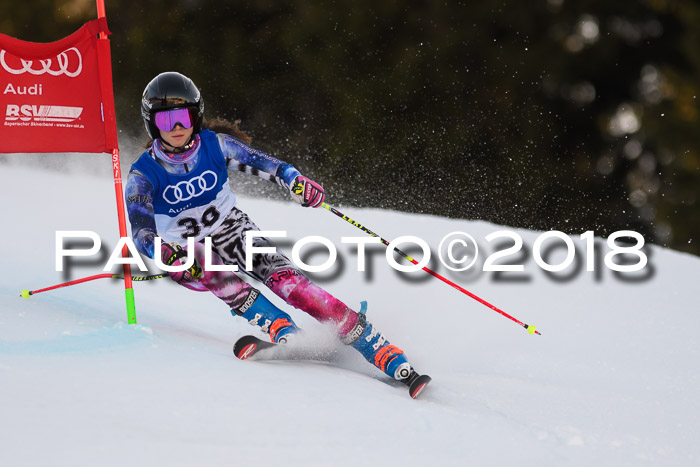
[[1, 160, 698, 467]]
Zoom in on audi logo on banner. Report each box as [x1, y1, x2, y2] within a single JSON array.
[[0, 47, 83, 77], [163, 171, 219, 204]]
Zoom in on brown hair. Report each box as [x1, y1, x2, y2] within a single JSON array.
[[202, 117, 253, 145]]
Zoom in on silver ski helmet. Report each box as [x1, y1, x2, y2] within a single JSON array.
[[141, 72, 204, 139]]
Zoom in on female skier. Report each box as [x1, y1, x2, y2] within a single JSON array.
[[126, 72, 415, 382]]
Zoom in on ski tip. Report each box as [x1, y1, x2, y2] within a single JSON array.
[[409, 374, 432, 399], [235, 342, 258, 360]]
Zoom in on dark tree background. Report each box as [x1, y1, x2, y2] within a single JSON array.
[[2, 0, 699, 255]]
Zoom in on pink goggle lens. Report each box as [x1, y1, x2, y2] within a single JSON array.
[[154, 108, 194, 132]]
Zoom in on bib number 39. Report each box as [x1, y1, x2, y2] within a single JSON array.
[[178, 206, 221, 239]]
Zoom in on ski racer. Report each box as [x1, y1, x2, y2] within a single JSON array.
[[125, 72, 415, 382]]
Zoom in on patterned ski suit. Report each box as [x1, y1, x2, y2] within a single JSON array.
[[126, 129, 358, 335], [126, 129, 409, 378]]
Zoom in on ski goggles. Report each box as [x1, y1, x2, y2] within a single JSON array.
[[154, 108, 196, 132]]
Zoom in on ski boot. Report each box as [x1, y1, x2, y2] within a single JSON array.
[[232, 289, 299, 343], [342, 314, 412, 380]]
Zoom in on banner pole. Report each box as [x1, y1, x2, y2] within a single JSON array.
[[96, 0, 137, 324], [96, 0, 107, 21]]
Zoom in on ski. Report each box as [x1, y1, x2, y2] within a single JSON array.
[[403, 370, 432, 399], [233, 334, 275, 360], [233, 334, 336, 362], [233, 334, 432, 399]]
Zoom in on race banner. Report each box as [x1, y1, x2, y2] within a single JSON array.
[[2, 11, 135, 324], [0, 18, 118, 154]]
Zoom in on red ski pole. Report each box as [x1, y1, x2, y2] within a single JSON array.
[[321, 203, 541, 336], [20, 273, 167, 298]]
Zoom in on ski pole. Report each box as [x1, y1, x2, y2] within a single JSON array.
[[20, 273, 168, 298], [321, 202, 541, 336]]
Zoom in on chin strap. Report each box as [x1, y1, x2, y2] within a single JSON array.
[[169, 135, 196, 154], [153, 134, 201, 164]]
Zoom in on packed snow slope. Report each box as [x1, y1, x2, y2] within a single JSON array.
[[1, 161, 698, 467]]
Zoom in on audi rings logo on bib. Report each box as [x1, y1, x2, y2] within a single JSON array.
[[0, 47, 83, 77], [163, 171, 218, 204]]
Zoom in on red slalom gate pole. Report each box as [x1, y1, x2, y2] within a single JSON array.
[[95, 0, 137, 323], [321, 203, 541, 336]]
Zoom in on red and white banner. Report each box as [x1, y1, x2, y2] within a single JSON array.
[[0, 18, 118, 154]]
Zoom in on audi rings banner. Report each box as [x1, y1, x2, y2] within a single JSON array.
[[0, 18, 118, 154]]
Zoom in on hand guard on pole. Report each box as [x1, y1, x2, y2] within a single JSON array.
[[160, 241, 203, 283], [290, 175, 325, 208]]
